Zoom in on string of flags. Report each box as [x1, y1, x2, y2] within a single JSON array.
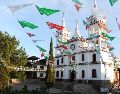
[[36, 5, 60, 16]]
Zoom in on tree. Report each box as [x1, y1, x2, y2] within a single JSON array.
[[45, 38, 54, 89], [0, 32, 27, 91]]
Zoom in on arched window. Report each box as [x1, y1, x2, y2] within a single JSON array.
[[72, 56, 75, 62], [56, 71, 59, 77], [61, 57, 63, 64], [61, 71, 63, 77], [82, 70, 85, 78], [82, 54, 84, 61], [57, 59, 59, 65], [92, 54, 96, 62], [92, 69, 97, 78]]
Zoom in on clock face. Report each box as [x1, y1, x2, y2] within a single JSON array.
[[70, 44, 75, 50]]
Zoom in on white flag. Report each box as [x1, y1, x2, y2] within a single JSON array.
[[7, 3, 33, 14]]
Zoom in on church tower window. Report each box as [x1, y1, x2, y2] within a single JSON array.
[[57, 59, 59, 65], [61, 71, 63, 77], [61, 57, 63, 64], [92, 69, 97, 78], [56, 71, 59, 77], [72, 55, 75, 63], [82, 54, 85, 61], [82, 70, 85, 78], [92, 54, 96, 62]]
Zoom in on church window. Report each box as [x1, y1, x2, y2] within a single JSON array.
[[40, 73, 43, 77], [92, 69, 97, 78], [72, 56, 75, 63], [82, 70, 85, 78], [56, 71, 59, 77], [61, 71, 63, 77], [57, 59, 59, 65], [82, 54, 85, 61], [61, 57, 63, 64], [92, 54, 96, 62]]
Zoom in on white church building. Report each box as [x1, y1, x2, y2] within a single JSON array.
[[54, 0, 118, 84]]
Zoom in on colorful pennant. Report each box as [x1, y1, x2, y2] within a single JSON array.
[[46, 22, 64, 31], [58, 40, 68, 45], [36, 5, 60, 16], [32, 40, 44, 43], [18, 20, 38, 29], [101, 32, 115, 41], [27, 32, 35, 37], [36, 45, 46, 52], [98, 22, 112, 33], [109, 0, 118, 6], [7, 3, 33, 14], [65, 51, 71, 55], [109, 47, 114, 51]]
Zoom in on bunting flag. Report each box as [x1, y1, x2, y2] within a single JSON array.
[[101, 32, 115, 41], [36, 5, 60, 16], [74, 3, 81, 12], [41, 52, 45, 57], [45, 56, 49, 60], [36, 45, 46, 52], [65, 51, 71, 55], [27, 32, 35, 37], [7, 3, 33, 14], [109, 0, 118, 6], [58, 40, 68, 45], [72, 0, 82, 12], [83, 20, 90, 30], [18, 20, 38, 29], [72, 0, 82, 5], [32, 40, 44, 43], [61, 45, 68, 50], [109, 47, 114, 51], [98, 22, 112, 33], [46, 22, 64, 31], [90, 34, 99, 39], [94, 45, 100, 54], [116, 18, 120, 30]]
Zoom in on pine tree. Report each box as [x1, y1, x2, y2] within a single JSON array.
[[45, 38, 54, 89]]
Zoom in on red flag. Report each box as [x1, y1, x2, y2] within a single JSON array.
[[60, 45, 68, 49], [116, 18, 120, 30], [46, 22, 64, 31], [98, 22, 112, 33], [74, 3, 80, 12]]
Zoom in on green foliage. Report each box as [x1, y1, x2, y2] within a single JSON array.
[[0, 31, 27, 91], [45, 38, 55, 88]]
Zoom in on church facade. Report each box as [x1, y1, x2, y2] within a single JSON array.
[[54, 0, 116, 83]]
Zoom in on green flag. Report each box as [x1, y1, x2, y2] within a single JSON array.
[[18, 20, 38, 29], [109, 47, 114, 51], [72, 0, 82, 5], [109, 0, 118, 6], [36, 45, 46, 52], [65, 51, 71, 55], [102, 32, 115, 41], [36, 5, 60, 16], [58, 40, 68, 45]]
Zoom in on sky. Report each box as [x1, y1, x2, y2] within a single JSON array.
[[0, 0, 120, 58]]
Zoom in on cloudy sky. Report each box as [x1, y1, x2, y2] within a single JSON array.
[[0, 0, 120, 58]]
